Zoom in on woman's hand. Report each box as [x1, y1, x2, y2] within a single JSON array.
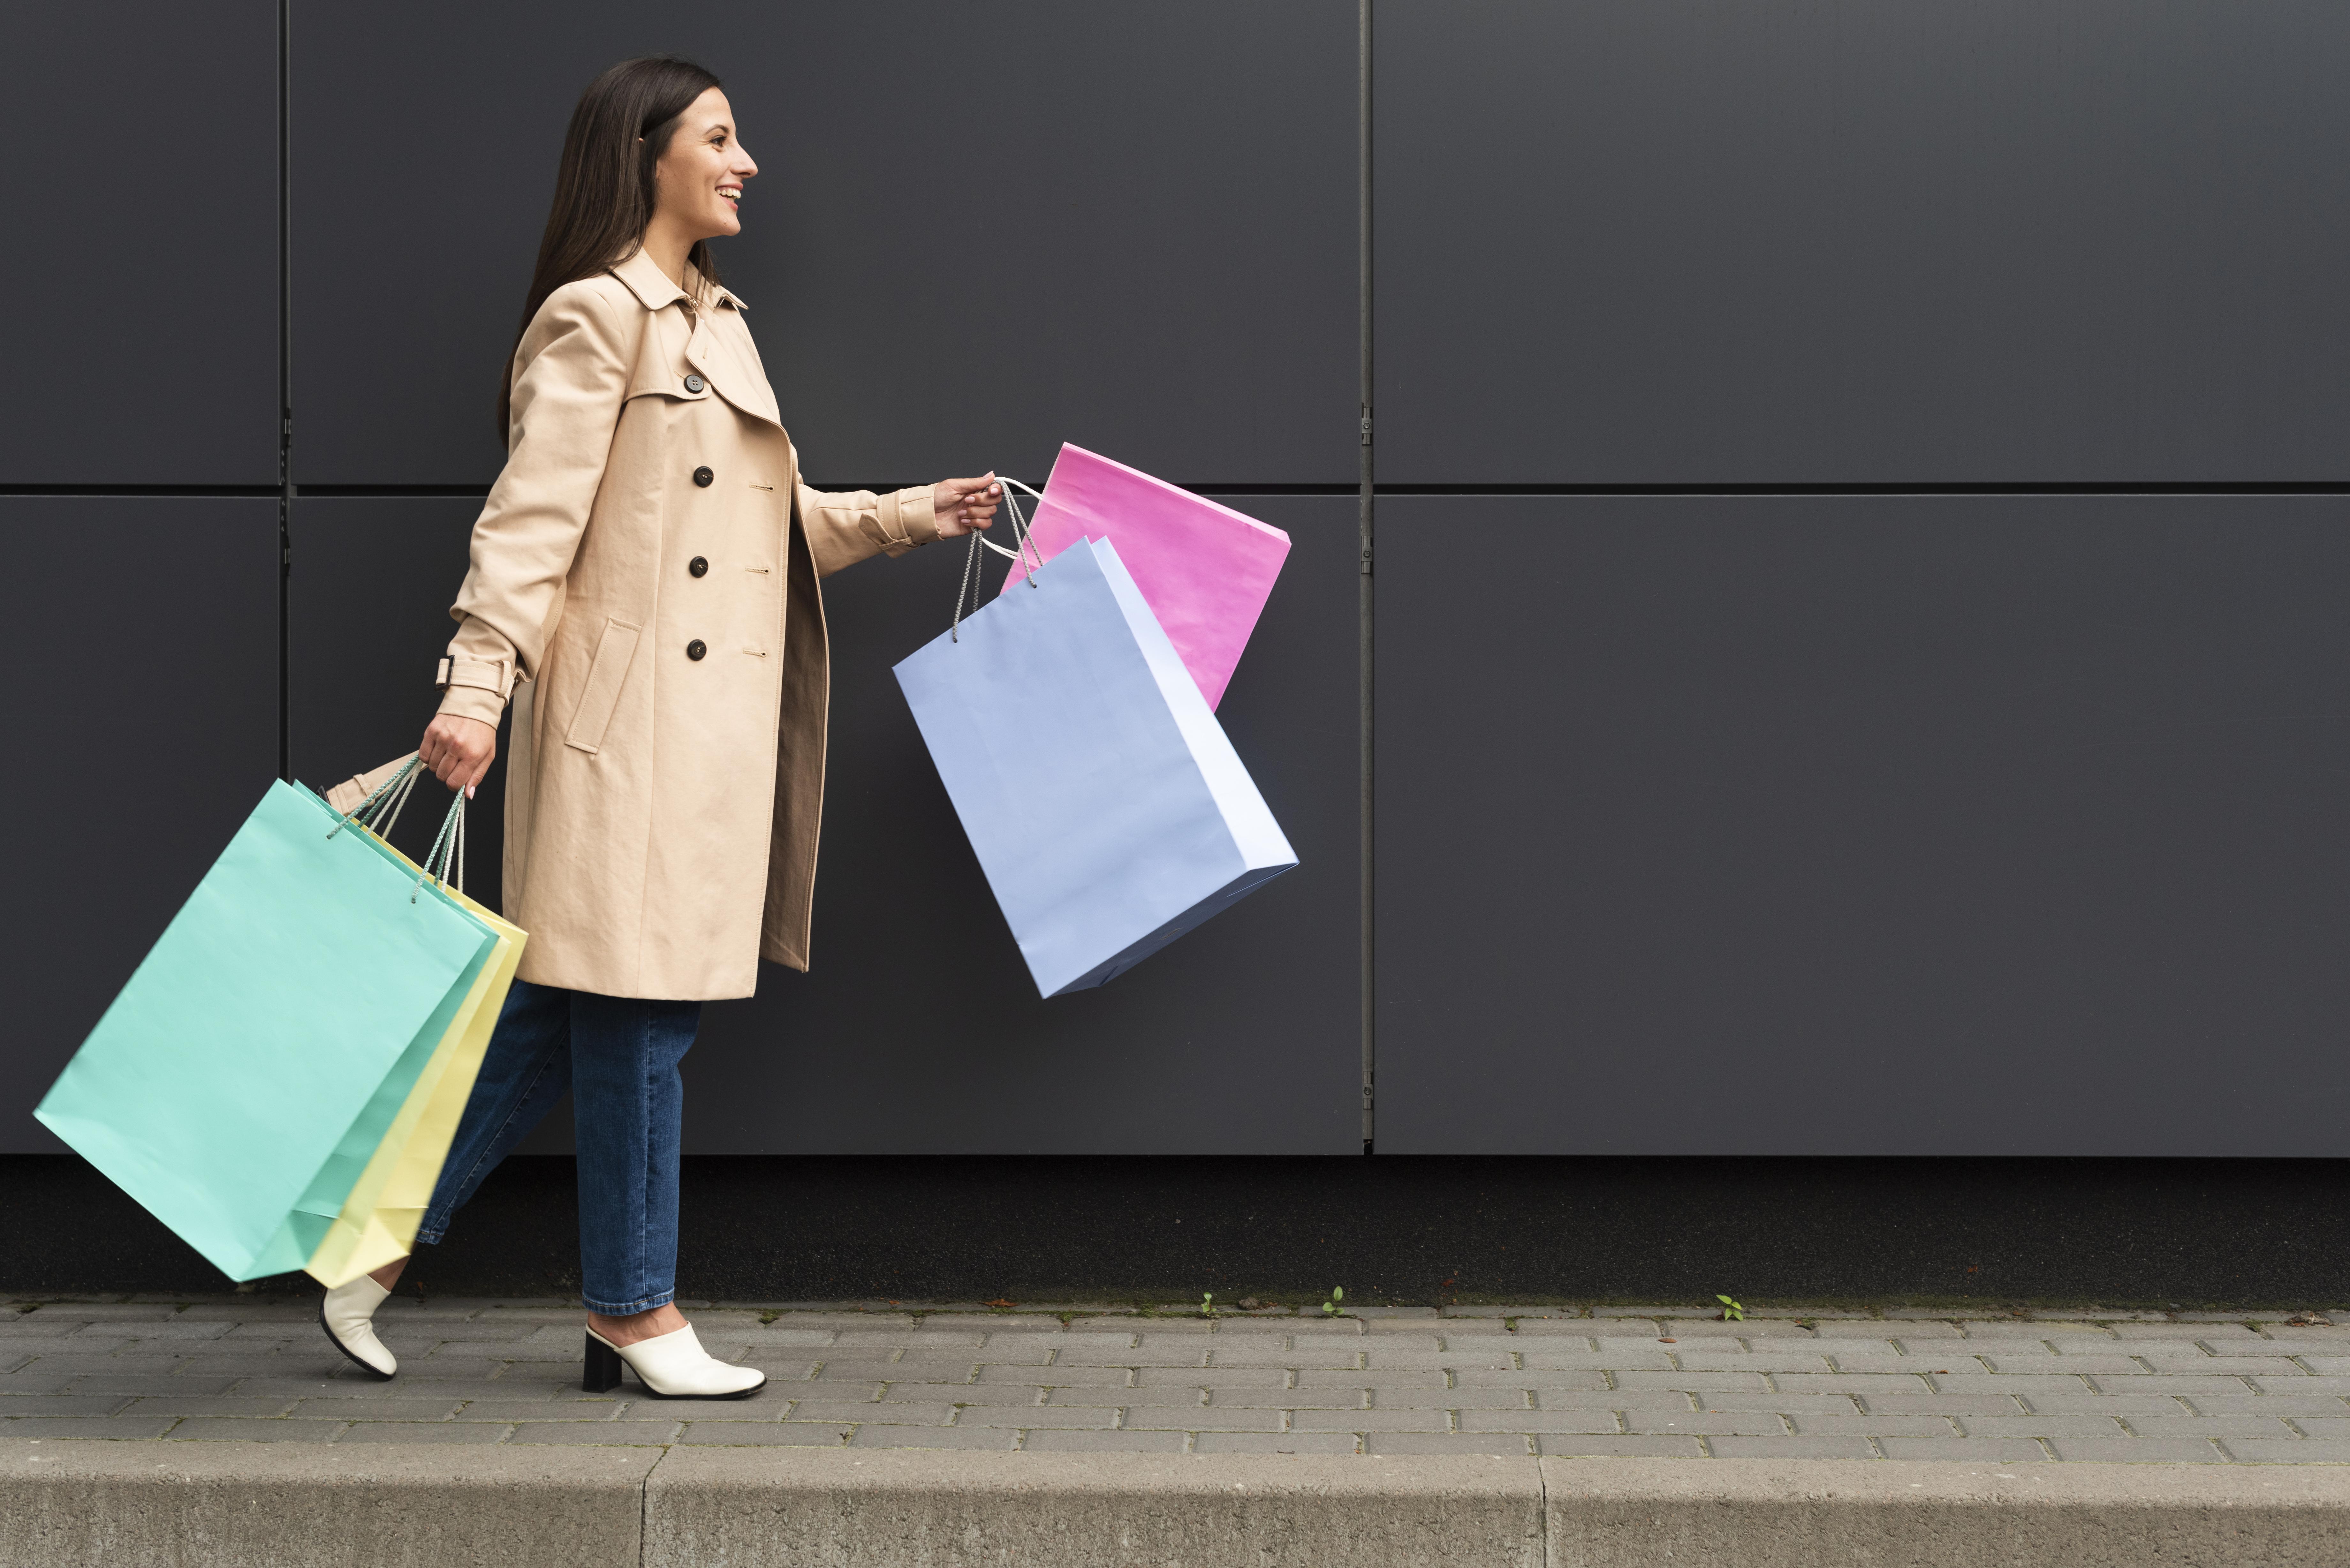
[[420, 712, 499, 796], [934, 474, 1003, 539]]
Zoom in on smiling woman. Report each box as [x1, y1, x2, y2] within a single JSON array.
[[312, 55, 1005, 1403]]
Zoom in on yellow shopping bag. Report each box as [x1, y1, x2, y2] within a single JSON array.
[[303, 758, 528, 1289]]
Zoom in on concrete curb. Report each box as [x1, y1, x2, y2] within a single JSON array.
[[4, 1440, 2347, 1566]]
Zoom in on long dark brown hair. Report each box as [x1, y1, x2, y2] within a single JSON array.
[[498, 56, 724, 438]]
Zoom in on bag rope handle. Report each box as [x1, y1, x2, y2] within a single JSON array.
[[950, 477, 1047, 643], [325, 751, 468, 902]]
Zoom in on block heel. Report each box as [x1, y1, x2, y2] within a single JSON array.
[[583, 1330, 625, 1393]]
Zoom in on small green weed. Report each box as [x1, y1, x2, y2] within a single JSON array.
[[1200, 1292, 1217, 1319], [1717, 1295, 1745, 1322], [1321, 1286, 1346, 1317]]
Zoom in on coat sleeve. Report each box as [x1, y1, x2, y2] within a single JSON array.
[[433, 285, 633, 726], [795, 482, 940, 579]]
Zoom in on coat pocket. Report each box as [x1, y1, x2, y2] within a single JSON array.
[[563, 617, 643, 755]]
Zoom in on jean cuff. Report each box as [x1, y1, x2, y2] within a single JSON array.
[[583, 1287, 676, 1316]]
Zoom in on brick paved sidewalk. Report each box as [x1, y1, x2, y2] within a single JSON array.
[[6, 1298, 2349, 1462]]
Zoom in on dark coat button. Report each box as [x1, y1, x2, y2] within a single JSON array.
[[688, 556, 709, 577], [686, 639, 707, 661], [683, 373, 706, 393], [693, 466, 714, 487]]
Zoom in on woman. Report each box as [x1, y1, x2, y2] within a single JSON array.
[[317, 56, 1000, 1398]]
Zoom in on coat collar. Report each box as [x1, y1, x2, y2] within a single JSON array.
[[609, 246, 749, 314]]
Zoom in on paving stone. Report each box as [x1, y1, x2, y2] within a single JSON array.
[[1623, 1413, 1789, 1436], [1371, 1389, 1526, 1411], [1427, 1336, 1515, 1356], [1452, 1368, 1611, 1391], [448, 1400, 617, 1422], [1693, 1392, 1862, 1415], [748, 1331, 837, 1347], [0, 1321, 94, 1340], [2111, 1322, 2259, 1340], [1708, 1436, 1880, 1459], [1537, 1434, 1706, 1458], [1364, 1432, 1534, 1455], [24, 1304, 182, 1322], [2282, 1418, 2350, 1440], [907, 1383, 1048, 1407], [2124, 1415, 2301, 1439], [1122, 1406, 1284, 1432], [166, 1418, 351, 1442], [2142, 1358, 2305, 1377], [2186, 1394, 2350, 1417], [1500, 1321, 1597, 1337], [1668, 1353, 1836, 1375], [75, 1319, 236, 1342], [792, 1398, 935, 1423], [1522, 1350, 1674, 1370], [1988, 1355, 2145, 1375], [1289, 1409, 1450, 1433], [950, 1406, 1117, 1430], [2047, 1436, 2229, 1462], [674, 1422, 852, 1446], [1021, 1428, 1189, 1453], [1456, 1412, 1623, 1435], [1304, 1366, 1445, 1388], [1854, 1392, 2028, 1416], [337, 1422, 516, 1444], [1055, 1344, 1202, 1368], [2253, 1377, 2350, 1396], [1528, 1389, 1699, 1412], [2224, 1438, 2350, 1462], [0, 1396, 133, 1417], [1788, 1415, 1960, 1437], [1213, 1388, 1370, 1410], [1213, 1344, 1363, 1369], [2013, 1393, 2188, 1416], [507, 1420, 680, 1444], [850, 1423, 1018, 1450], [216, 1375, 427, 1399], [429, 1341, 580, 1362], [1958, 1415, 2128, 1437], [989, 1363, 1130, 1386], [1876, 1321, 1966, 1337], [393, 1358, 514, 1380], [122, 1396, 303, 1418], [0, 1416, 178, 1439], [66, 1375, 242, 1397], [2092, 1375, 2255, 1396], [1876, 1437, 2053, 1462], [1190, 1431, 1358, 1454], [1606, 1371, 1771, 1392], [1045, 1386, 1190, 1408], [1928, 1374, 2095, 1397], [1960, 1322, 2099, 1338]]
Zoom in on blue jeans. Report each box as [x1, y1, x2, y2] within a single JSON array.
[[414, 979, 701, 1315]]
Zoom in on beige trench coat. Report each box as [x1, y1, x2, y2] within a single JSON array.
[[429, 248, 937, 1000]]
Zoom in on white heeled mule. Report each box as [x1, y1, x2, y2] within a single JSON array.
[[320, 1276, 397, 1379], [583, 1323, 765, 1399]]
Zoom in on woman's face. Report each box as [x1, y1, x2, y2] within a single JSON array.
[[653, 87, 757, 241]]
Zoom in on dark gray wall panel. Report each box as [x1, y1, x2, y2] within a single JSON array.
[[1377, 2, 2350, 484], [0, 9, 277, 484], [0, 500, 278, 1153], [287, 499, 507, 902], [1376, 494, 2350, 1155], [635, 496, 1358, 1154], [294, 4, 1354, 487]]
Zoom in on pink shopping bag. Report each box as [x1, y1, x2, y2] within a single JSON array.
[[1000, 443, 1290, 709]]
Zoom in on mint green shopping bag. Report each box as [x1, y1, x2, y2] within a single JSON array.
[[35, 774, 497, 1282]]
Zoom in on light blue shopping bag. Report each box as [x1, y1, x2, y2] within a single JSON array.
[[35, 774, 497, 1281], [895, 530, 1297, 997]]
